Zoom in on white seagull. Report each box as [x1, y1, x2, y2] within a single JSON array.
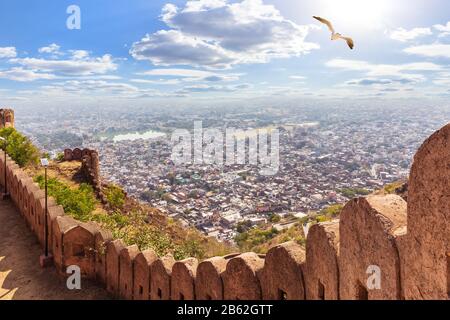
[[313, 16, 354, 50]]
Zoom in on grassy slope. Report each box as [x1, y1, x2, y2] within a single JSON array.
[[25, 160, 234, 261]]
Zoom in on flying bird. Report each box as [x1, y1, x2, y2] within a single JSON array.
[[313, 16, 354, 50]]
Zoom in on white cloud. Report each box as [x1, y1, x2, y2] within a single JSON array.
[[72, 75, 122, 80], [137, 68, 240, 82], [432, 72, 450, 86], [39, 80, 184, 99], [130, 78, 181, 85], [345, 78, 417, 86], [39, 45, 89, 60], [0, 47, 17, 58], [433, 78, 450, 86], [326, 59, 447, 90], [177, 83, 251, 93], [182, 0, 225, 12], [70, 50, 90, 60], [130, 30, 235, 69], [404, 43, 450, 58], [390, 27, 432, 42], [10, 54, 117, 76], [38, 43, 62, 55], [140, 68, 216, 78], [326, 59, 442, 82], [0, 67, 56, 82], [433, 22, 450, 37], [42, 80, 139, 94], [131, 0, 318, 69], [289, 75, 306, 80]]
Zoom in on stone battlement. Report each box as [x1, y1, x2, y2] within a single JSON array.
[[0, 108, 14, 128], [63, 148, 105, 203], [1, 123, 450, 300]]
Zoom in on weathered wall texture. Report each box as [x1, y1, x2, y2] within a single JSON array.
[[133, 249, 157, 300], [305, 220, 340, 300], [63, 148, 105, 202], [2, 118, 450, 300], [0, 108, 14, 128], [260, 242, 306, 300], [94, 229, 112, 286], [60, 220, 98, 278], [339, 195, 406, 300], [171, 258, 198, 300], [222, 252, 264, 300], [119, 245, 140, 300], [195, 257, 227, 300], [52, 216, 78, 274], [106, 239, 125, 297], [150, 255, 175, 300], [400, 123, 450, 299]]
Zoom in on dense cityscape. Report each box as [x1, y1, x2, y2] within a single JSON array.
[[15, 101, 450, 242]]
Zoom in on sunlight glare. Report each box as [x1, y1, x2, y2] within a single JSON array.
[[320, 0, 390, 30]]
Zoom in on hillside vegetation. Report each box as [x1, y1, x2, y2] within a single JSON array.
[[235, 203, 343, 253], [233, 180, 408, 254], [0, 128, 40, 167], [2, 127, 233, 260], [30, 165, 233, 260]]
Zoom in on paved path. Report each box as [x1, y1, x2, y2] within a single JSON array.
[[0, 199, 109, 300]]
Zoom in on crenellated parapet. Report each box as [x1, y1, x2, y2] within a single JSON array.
[[2, 123, 450, 300], [171, 258, 198, 300], [305, 220, 339, 300], [339, 194, 406, 299], [260, 242, 305, 300], [399, 123, 450, 299]]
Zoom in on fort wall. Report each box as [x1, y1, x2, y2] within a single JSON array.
[[63, 148, 105, 203], [2, 123, 450, 300]]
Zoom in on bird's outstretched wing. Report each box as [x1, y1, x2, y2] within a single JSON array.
[[340, 36, 354, 50], [313, 16, 335, 34]]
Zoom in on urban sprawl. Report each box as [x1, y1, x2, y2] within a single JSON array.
[[17, 102, 450, 242]]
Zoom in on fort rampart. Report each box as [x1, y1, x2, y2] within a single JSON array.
[[1, 123, 450, 300], [63, 148, 106, 203]]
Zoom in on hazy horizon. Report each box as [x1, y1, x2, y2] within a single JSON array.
[[0, 0, 449, 109]]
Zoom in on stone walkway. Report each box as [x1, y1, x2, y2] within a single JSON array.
[[0, 199, 109, 300]]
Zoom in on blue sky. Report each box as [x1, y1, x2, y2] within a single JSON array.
[[0, 0, 449, 106]]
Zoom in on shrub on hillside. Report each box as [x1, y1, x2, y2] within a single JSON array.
[[269, 213, 281, 223], [383, 181, 405, 194], [34, 175, 96, 220], [33, 174, 211, 260], [104, 184, 126, 210], [55, 152, 65, 161], [319, 204, 343, 218], [235, 227, 279, 251], [339, 187, 370, 198], [91, 211, 205, 259], [0, 128, 40, 167]]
